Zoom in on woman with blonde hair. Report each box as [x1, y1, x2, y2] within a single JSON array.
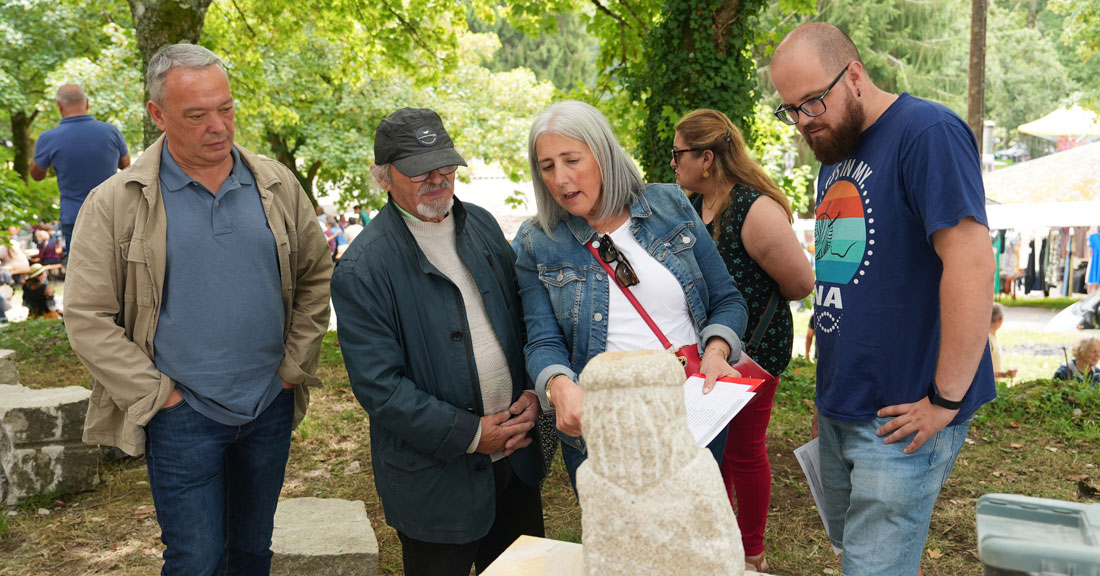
[[673, 108, 814, 572]]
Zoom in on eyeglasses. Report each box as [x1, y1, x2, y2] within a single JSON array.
[[596, 234, 639, 287], [671, 147, 701, 165], [408, 165, 458, 183], [774, 64, 849, 126]]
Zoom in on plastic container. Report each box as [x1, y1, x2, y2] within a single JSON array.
[[977, 493, 1100, 576]]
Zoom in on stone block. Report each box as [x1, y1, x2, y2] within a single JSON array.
[[270, 497, 378, 576], [577, 350, 745, 576], [0, 385, 91, 444], [0, 442, 100, 505], [0, 350, 17, 387], [0, 384, 98, 505]]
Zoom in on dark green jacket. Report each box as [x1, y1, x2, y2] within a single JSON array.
[[331, 197, 543, 543]]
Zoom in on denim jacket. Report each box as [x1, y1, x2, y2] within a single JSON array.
[[512, 183, 748, 418]]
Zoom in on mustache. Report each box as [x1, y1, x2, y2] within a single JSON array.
[[418, 178, 453, 196]]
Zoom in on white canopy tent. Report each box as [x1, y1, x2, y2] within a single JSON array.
[[985, 201, 1100, 230]]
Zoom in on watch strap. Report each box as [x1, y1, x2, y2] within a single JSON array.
[[927, 381, 964, 410]]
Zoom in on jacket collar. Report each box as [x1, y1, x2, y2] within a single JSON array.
[[376, 195, 470, 276], [122, 135, 276, 203], [563, 187, 651, 244]]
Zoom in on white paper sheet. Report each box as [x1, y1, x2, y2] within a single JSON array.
[[682, 375, 757, 447], [793, 437, 843, 555]]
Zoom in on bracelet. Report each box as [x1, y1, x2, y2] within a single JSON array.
[[703, 346, 729, 359], [546, 374, 565, 407]]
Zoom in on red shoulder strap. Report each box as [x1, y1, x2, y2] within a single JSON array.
[[586, 240, 674, 351]]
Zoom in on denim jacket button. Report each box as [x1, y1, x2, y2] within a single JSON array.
[[681, 235, 690, 244], [557, 271, 563, 281], [593, 312, 603, 322], [595, 273, 603, 281]]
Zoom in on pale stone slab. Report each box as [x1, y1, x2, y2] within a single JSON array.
[[576, 350, 746, 576], [482, 535, 773, 576], [0, 350, 17, 386], [482, 535, 583, 576], [0, 384, 91, 443], [270, 497, 378, 576]]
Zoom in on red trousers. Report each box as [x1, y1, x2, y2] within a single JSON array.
[[720, 375, 779, 557]]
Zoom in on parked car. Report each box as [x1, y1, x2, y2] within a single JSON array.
[[1045, 291, 1100, 332], [993, 143, 1031, 163]]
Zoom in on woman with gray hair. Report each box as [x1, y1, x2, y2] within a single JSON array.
[[1053, 336, 1100, 385], [512, 100, 749, 487]]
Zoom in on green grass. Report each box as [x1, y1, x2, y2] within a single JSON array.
[[995, 295, 1083, 310], [1, 320, 1098, 575]]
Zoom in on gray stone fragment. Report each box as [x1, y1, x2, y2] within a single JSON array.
[[0, 385, 91, 444], [577, 350, 745, 576], [0, 384, 97, 505], [270, 497, 378, 576], [0, 350, 17, 386]]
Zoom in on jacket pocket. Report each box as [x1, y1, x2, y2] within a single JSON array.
[[537, 264, 584, 321], [120, 237, 153, 306]]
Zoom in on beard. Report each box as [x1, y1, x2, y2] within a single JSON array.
[[416, 179, 455, 220], [804, 90, 865, 166]]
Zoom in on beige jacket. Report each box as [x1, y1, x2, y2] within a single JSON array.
[[64, 136, 333, 456]]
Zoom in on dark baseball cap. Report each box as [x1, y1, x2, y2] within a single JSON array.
[[374, 108, 467, 177]]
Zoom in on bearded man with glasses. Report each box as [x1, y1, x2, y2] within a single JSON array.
[[330, 107, 545, 575], [771, 22, 996, 576]]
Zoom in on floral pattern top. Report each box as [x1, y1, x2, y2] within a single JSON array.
[[692, 185, 794, 376]]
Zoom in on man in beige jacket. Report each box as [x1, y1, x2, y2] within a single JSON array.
[[64, 44, 332, 574]]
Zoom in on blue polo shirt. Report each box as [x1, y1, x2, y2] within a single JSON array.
[[153, 143, 286, 426], [33, 115, 128, 224]]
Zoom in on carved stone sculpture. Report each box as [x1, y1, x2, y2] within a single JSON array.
[[576, 350, 745, 576]]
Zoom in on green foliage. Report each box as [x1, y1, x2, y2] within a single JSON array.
[[814, 0, 972, 116], [749, 101, 813, 214], [469, 10, 599, 92], [0, 164, 59, 227], [986, 6, 1072, 135], [43, 23, 143, 148], [1050, 0, 1100, 58], [202, 0, 551, 208], [994, 295, 1082, 310], [975, 379, 1100, 440], [628, 0, 769, 181]]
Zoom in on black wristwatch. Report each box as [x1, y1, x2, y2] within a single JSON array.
[[927, 381, 964, 410]]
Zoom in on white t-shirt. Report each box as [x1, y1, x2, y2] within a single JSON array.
[[601, 221, 698, 352]]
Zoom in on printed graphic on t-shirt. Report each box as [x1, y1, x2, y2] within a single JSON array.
[[813, 159, 876, 335]]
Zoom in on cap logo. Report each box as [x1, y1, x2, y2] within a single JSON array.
[[416, 126, 438, 147]]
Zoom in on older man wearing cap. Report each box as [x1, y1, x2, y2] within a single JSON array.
[[330, 107, 545, 575]]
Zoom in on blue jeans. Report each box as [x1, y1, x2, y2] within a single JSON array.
[[818, 414, 969, 576], [145, 387, 294, 576], [559, 426, 729, 491]]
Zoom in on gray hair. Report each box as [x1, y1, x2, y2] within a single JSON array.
[[528, 100, 643, 234], [1072, 337, 1100, 360], [370, 163, 392, 188], [146, 44, 226, 106], [991, 302, 1004, 324], [55, 84, 86, 109]]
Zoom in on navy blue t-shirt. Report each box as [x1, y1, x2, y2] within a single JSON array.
[[33, 115, 128, 224], [812, 93, 996, 425]]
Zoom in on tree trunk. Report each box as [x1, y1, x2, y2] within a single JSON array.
[[128, 0, 214, 148], [266, 131, 320, 207], [967, 0, 988, 148], [10, 110, 38, 183]]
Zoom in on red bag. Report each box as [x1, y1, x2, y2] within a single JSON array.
[[674, 344, 702, 377]]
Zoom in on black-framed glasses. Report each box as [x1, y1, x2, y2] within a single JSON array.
[[671, 147, 701, 165], [408, 165, 459, 183], [597, 234, 639, 287], [774, 64, 849, 126]]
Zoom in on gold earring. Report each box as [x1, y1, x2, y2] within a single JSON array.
[[703, 170, 709, 179]]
